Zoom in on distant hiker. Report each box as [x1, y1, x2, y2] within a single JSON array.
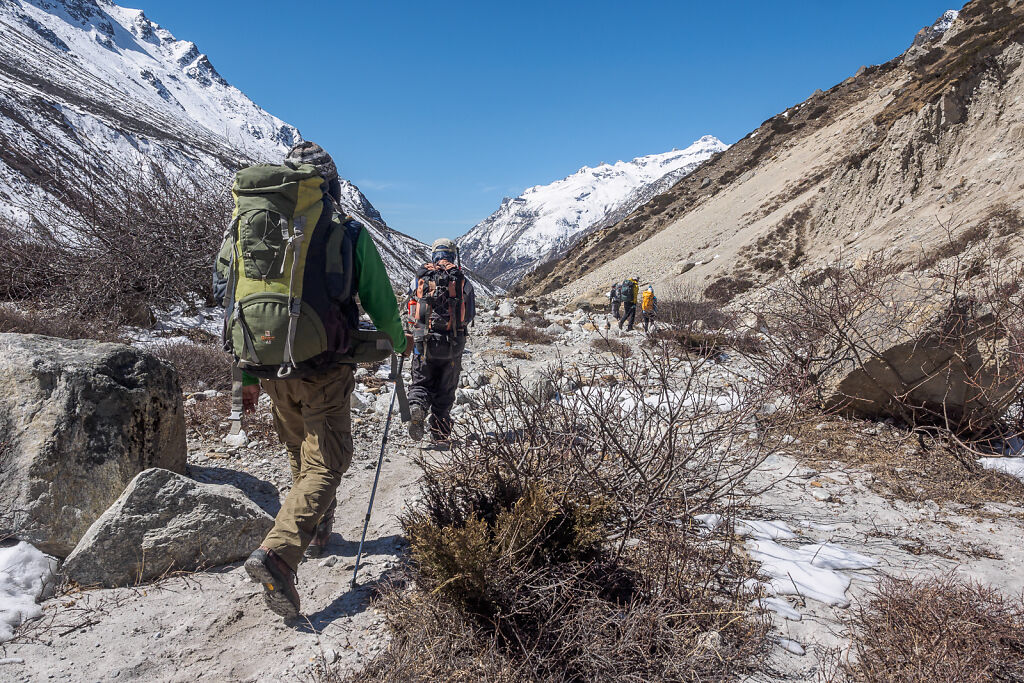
[[213, 141, 410, 620], [405, 238, 476, 446], [641, 285, 658, 332], [618, 277, 639, 331], [610, 282, 622, 320]]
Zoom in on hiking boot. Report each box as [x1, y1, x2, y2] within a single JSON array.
[[408, 403, 426, 441], [244, 547, 300, 619], [304, 514, 333, 559]]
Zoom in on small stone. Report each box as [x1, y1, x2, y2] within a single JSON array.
[[809, 487, 832, 502]]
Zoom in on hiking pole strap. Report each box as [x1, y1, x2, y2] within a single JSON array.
[[351, 358, 399, 589], [229, 361, 244, 436]]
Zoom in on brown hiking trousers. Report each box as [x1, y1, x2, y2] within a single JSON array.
[[260, 364, 354, 570]]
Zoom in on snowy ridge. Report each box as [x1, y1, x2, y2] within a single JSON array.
[[912, 8, 961, 47], [458, 136, 727, 289], [0, 0, 452, 290]]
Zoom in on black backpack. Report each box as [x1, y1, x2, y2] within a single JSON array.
[[408, 262, 467, 339]]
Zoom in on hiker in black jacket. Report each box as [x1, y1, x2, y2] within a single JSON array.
[[405, 238, 476, 446]]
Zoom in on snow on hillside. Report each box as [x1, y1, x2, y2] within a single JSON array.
[[912, 8, 960, 47], [458, 136, 728, 289], [0, 0, 297, 166], [0, 0, 460, 290]]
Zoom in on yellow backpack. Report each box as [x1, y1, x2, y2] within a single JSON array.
[[641, 290, 656, 312]]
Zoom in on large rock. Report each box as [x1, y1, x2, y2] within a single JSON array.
[[821, 298, 1018, 431], [0, 334, 186, 557], [63, 468, 273, 587]]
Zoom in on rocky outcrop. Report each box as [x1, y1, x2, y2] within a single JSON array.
[[820, 297, 1018, 431], [0, 334, 186, 557], [63, 468, 273, 587]]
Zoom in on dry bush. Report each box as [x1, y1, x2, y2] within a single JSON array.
[[590, 337, 632, 357], [0, 305, 121, 341], [489, 324, 556, 345], [739, 234, 1024, 444], [836, 576, 1024, 682], [704, 275, 754, 303], [150, 341, 231, 392], [351, 344, 789, 681], [513, 304, 548, 328], [780, 418, 1024, 505], [656, 283, 734, 331], [650, 328, 763, 358], [0, 151, 231, 325]]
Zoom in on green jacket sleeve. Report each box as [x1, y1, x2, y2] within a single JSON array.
[[354, 227, 408, 354]]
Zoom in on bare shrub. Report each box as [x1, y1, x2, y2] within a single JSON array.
[[780, 418, 1024, 505], [739, 233, 1024, 443], [837, 576, 1024, 682], [0, 305, 121, 341], [651, 328, 764, 357], [351, 344, 789, 681], [590, 337, 632, 357], [150, 341, 231, 392], [0, 151, 232, 325], [489, 324, 555, 345], [704, 275, 754, 303], [512, 304, 548, 328], [656, 283, 734, 330]]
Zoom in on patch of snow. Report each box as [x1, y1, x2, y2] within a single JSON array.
[[0, 542, 59, 643], [739, 520, 797, 541], [756, 597, 802, 621], [979, 457, 1024, 482], [747, 539, 876, 607], [692, 515, 796, 541], [777, 637, 805, 656]]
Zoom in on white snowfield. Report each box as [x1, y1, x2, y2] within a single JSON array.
[[980, 456, 1024, 482], [696, 515, 878, 610], [458, 136, 728, 287], [0, 542, 58, 643]]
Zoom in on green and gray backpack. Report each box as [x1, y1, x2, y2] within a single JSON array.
[[214, 162, 389, 378]]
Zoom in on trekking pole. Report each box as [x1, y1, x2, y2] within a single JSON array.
[[351, 353, 405, 589]]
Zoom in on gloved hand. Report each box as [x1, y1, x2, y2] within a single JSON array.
[[242, 384, 261, 413]]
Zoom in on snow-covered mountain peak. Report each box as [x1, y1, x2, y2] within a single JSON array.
[[459, 136, 727, 289], [6, 0, 299, 163], [0, 0, 478, 291], [912, 8, 960, 48]]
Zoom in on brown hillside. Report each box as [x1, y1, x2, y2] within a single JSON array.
[[519, 0, 1024, 304]]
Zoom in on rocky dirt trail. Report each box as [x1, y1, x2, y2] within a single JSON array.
[[4, 300, 1024, 682]]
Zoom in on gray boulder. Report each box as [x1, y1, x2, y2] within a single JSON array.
[[0, 334, 186, 557], [497, 300, 516, 317], [63, 468, 273, 587], [821, 297, 1018, 430]]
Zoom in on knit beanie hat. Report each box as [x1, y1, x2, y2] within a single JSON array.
[[285, 141, 341, 201]]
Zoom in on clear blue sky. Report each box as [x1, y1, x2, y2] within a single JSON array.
[[136, 0, 956, 244]]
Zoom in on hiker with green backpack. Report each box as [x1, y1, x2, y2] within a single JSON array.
[[618, 277, 639, 331], [213, 141, 410, 620]]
